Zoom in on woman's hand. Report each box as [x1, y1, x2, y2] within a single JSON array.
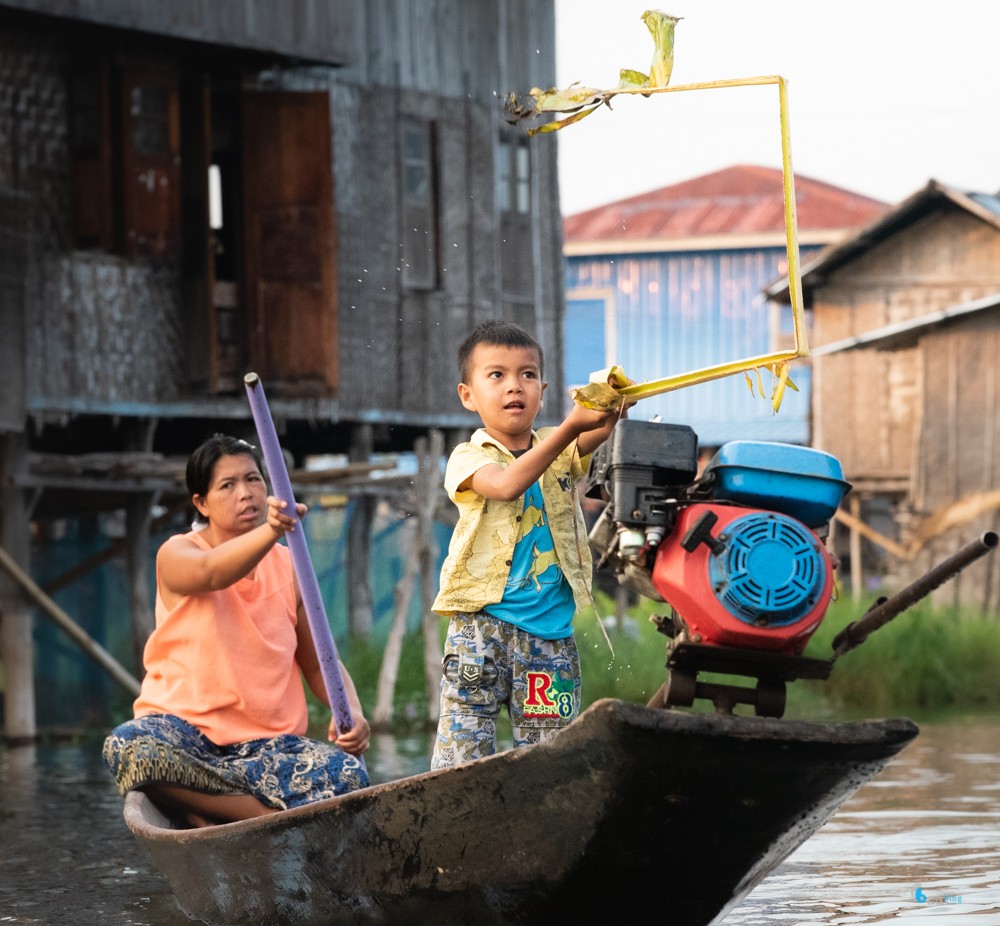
[[329, 713, 371, 756], [266, 497, 308, 537]]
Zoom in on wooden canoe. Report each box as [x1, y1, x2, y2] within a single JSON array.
[[123, 698, 917, 926]]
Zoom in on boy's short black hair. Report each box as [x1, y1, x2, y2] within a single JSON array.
[[457, 320, 543, 383]]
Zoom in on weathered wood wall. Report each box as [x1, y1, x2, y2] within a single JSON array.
[[329, 0, 562, 418], [907, 313, 1000, 612], [812, 208, 1000, 487], [30, 254, 185, 405], [809, 201, 1000, 613], [914, 315, 1000, 513]]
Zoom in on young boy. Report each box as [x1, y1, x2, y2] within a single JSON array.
[[430, 320, 627, 769]]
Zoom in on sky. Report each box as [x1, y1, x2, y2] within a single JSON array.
[[553, 0, 1000, 216]]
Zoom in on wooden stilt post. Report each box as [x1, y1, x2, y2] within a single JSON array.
[[850, 494, 863, 603], [0, 544, 140, 697], [0, 433, 36, 743], [348, 424, 375, 640]]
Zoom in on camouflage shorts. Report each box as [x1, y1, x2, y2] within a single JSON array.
[[430, 611, 581, 770]]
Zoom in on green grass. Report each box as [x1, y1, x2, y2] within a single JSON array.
[[802, 595, 1000, 715]]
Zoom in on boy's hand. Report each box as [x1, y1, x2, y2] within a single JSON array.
[[565, 401, 616, 435]]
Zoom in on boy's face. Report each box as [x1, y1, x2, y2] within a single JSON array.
[[457, 343, 547, 449]]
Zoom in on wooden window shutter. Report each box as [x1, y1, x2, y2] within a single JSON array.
[[68, 61, 114, 250], [241, 91, 338, 395]]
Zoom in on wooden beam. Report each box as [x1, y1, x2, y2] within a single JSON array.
[[834, 506, 911, 561], [848, 496, 863, 604], [0, 543, 141, 697], [42, 497, 189, 596]]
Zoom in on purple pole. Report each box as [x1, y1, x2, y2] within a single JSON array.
[[244, 372, 354, 736]]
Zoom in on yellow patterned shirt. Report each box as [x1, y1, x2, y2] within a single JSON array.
[[432, 427, 593, 617]]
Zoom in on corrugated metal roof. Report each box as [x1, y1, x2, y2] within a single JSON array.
[[564, 164, 887, 246], [968, 192, 1000, 218]]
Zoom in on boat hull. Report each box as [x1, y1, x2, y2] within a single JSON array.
[[123, 698, 918, 925]]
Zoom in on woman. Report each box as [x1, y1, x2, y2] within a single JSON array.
[[103, 434, 370, 826]]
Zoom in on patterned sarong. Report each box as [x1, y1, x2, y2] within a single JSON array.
[[103, 713, 369, 811]]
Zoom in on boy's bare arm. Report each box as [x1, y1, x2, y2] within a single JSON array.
[[469, 405, 615, 501]]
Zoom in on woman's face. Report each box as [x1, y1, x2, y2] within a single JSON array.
[[192, 453, 268, 534]]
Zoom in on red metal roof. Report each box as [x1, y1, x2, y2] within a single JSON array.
[[563, 164, 888, 242]]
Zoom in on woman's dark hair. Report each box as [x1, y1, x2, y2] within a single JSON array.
[[186, 434, 264, 523]]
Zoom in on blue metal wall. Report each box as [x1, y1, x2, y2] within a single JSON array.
[[564, 245, 824, 447]]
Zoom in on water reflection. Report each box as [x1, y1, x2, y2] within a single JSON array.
[[1, 717, 996, 925], [728, 717, 1000, 924]]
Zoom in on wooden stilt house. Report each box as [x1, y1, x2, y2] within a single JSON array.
[[0, 0, 562, 739]]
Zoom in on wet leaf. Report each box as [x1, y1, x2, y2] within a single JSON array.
[[502, 10, 682, 134]]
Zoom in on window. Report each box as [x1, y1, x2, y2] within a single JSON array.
[[496, 127, 534, 314], [400, 118, 438, 291], [496, 127, 531, 215], [69, 63, 181, 259]]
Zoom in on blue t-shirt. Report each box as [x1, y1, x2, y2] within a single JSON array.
[[486, 480, 575, 639]]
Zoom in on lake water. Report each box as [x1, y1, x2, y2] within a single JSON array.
[[1, 715, 997, 925]]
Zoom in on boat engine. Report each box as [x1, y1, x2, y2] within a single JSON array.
[[586, 419, 850, 717]]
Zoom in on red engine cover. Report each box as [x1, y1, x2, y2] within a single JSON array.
[[650, 504, 835, 654]]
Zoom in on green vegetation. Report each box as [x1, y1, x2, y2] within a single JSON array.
[[585, 593, 1000, 718], [333, 592, 1000, 732], [306, 635, 434, 736], [801, 596, 1000, 715]]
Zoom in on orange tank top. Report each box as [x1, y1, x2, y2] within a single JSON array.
[[133, 530, 308, 745]]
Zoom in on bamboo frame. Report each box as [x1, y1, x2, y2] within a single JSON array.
[[577, 76, 809, 403]]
